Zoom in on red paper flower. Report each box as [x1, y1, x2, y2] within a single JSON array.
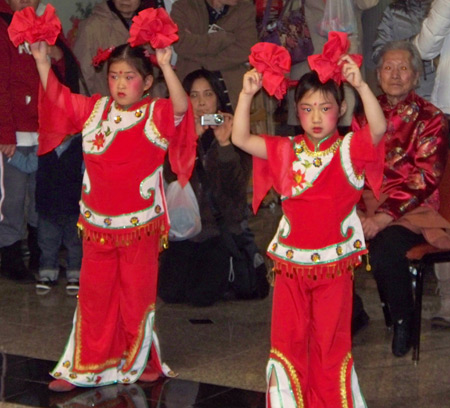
[[7, 4, 61, 47], [128, 8, 178, 49], [92, 46, 115, 67], [249, 42, 291, 100], [307, 31, 363, 85]]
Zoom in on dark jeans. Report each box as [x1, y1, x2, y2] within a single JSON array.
[[369, 225, 426, 322], [158, 236, 230, 307], [37, 213, 82, 281]]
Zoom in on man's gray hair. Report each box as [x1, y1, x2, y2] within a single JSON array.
[[375, 40, 423, 75]]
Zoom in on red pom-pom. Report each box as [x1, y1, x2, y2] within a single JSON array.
[[249, 42, 291, 100], [128, 8, 178, 49], [8, 4, 61, 47]]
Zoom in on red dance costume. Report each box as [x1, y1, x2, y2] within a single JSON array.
[[38, 70, 196, 387], [253, 127, 383, 408]]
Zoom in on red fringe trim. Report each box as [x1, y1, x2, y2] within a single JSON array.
[[77, 217, 168, 251], [270, 252, 365, 280]]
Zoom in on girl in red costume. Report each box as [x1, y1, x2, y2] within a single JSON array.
[[233, 34, 386, 408], [20, 7, 196, 393]]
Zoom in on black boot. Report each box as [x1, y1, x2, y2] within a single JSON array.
[[27, 224, 41, 275], [392, 316, 412, 357], [352, 292, 370, 337], [0, 240, 35, 282]]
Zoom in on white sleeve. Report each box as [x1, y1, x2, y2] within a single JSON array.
[[414, 0, 450, 60]]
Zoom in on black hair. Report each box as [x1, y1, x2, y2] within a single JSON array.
[[107, 44, 154, 80], [182, 69, 233, 114], [294, 71, 345, 108]]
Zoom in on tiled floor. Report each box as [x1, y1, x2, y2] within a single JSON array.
[[0, 206, 449, 407]]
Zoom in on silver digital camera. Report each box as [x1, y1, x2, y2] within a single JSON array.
[[200, 113, 224, 126]]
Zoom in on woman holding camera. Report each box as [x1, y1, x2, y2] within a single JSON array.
[[158, 69, 262, 307]]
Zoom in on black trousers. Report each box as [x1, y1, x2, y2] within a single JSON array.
[[158, 236, 230, 307], [369, 225, 426, 322]]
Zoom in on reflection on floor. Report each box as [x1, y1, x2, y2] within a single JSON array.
[[0, 207, 449, 407]]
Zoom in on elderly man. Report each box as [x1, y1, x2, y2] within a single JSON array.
[[355, 40, 449, 357]]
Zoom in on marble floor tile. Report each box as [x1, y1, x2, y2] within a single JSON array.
[[0, 250, 449, 408]]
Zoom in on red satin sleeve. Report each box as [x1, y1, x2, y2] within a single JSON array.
[[38, 69, 100, 155], [153, 98, 197, 187], [349, 124, 385, 200], [252, 135, 296, 213]]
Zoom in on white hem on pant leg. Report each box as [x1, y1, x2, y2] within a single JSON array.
[[266, 359, 298, 408], [351, 366, 368, 408], [51, 308, 155, 387]]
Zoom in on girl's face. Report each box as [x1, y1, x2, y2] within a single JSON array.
[[108, 60, 153, 108], [297, 89, 345, 146], [189, 77, 218, 117]]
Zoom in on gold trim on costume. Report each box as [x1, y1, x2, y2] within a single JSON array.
[[270, 348, 304, 408], [340, 352, 352, 408], [73, 303, 156, 373], [297, 138, 341, 158]]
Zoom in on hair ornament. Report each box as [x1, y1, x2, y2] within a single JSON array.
[[92, 46, 116, 68], [249, 42, 291, 100], [128, 7, 179, 49], [307, 31, 363, 85], [7, 4, 61, 47]]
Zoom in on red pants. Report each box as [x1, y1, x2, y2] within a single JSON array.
[[268, 271, 360, 408], [74, 232, 160, 373]]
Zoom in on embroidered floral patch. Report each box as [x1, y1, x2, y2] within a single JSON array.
[[293, 169, 307, 188]]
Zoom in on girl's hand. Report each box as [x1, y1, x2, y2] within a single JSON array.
[[339, 54, 363, 89], [212, 112, 233, 146], [155, 47, 172, 68], [30, 41, 49, 65], [242, 69, 262, 96]]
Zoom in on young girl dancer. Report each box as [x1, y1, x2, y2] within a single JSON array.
[[28, 26, 196, 392], [232, 41, 386, 407]]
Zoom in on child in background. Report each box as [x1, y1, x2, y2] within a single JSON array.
[[26, 10, 196, 392], [7, 139, 83, 297], [232, 37, 386, 408]]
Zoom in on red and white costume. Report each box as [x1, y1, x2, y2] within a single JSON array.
[[253, 126, 383, 408], [38, 70, 196, 387]]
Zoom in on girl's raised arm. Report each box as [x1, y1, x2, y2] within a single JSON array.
[[156, 47, 188, 117], [340, 55, 386, 145], [232, 69, 267, 159], [30, 41, 51, 90]]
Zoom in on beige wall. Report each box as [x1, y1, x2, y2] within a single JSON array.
[[42, 0, 99, 35]]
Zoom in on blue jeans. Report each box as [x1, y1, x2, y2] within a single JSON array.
[[38, 213, 82, 282]]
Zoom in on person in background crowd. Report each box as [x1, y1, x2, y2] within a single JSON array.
[[74, 0, 149, 96], [372, 0, 434, 100], [159, 68, 267, 306], [170, 0, 258, 111], [355, 41, 449, 357], [0, 0, 69, 282], [414, 0, 450, 328]]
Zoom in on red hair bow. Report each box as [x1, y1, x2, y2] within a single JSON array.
[[128, 7, 179, 49], [249, 42, 291, 100], [307, 31, 362, 85], [7, 4, 61, 47], [92, 46, 116, 67]]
